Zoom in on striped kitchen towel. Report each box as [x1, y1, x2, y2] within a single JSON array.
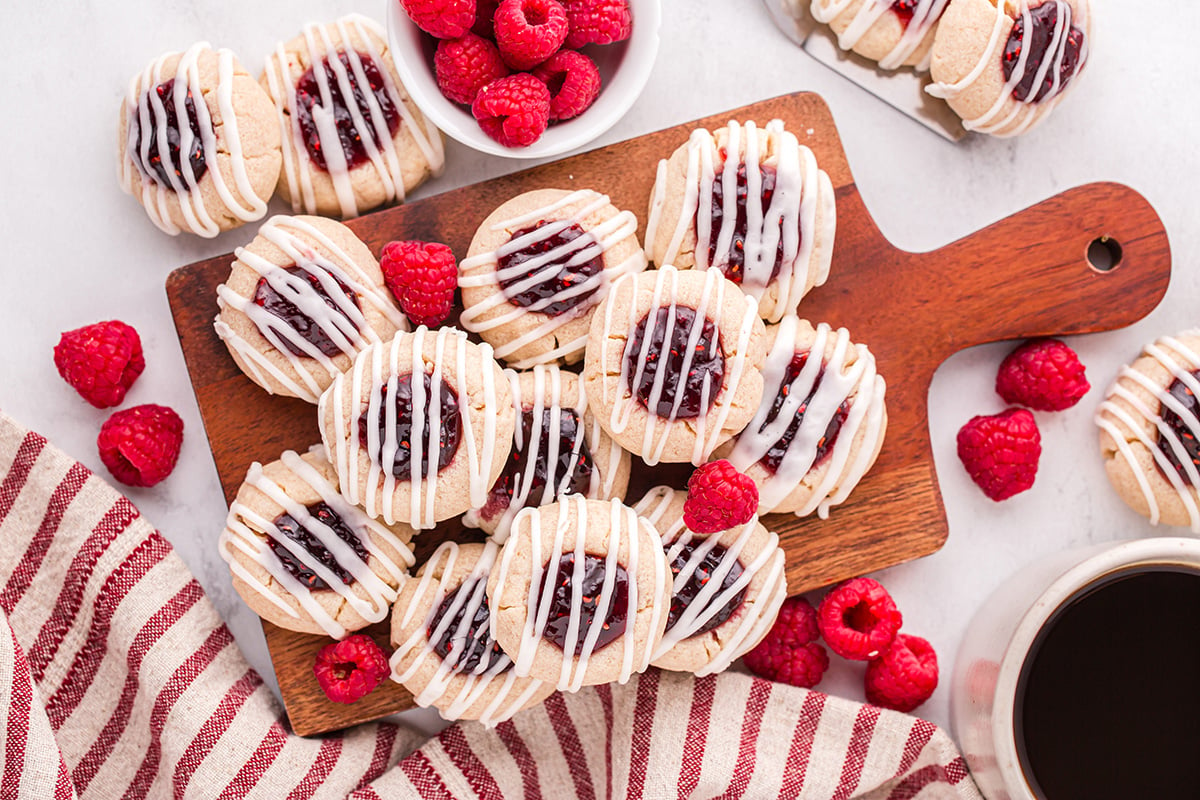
[[0, 409, 981, 799]]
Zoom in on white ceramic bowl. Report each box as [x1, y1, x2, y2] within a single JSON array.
[[387, 0, 662, 159]]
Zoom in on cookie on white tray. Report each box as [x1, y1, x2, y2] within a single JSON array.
[[810, 0, 951, 70]]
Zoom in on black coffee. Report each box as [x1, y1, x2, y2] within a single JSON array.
[[1015, 566, 1200, 799]]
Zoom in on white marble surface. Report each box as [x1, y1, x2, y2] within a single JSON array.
[[2, 0, 1198, 745]]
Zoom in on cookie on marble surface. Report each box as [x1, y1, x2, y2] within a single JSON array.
[[318, 327, 514, 529], [463, 366, 631, 541], [811, 0, 951, 70], [118, 42, 281, 238], [390, 541, 554, 725], [459, 188, 647, 368], [487, 496, 671, 692], [1097, 331, 1200, 533], [927, 0, 1092, 137], [632, 486, 788, 676], [583, 265, 767, 466], [214, 214, 408, 404], [261, 13, 445, 218], [644, 119, 836, 322], [219, 447, 415, 639], [720, 316, 887, 517]]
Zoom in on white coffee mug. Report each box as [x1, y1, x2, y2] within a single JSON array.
[[950, 536, 1200, 799]]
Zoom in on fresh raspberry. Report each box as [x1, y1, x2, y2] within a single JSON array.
[[532, 49, 601, 120], [744, 597, 828, 687], [379, 240, 458, 327], [313, 634, 391, 704], [817, 577, 902, 661], [956, 408, 1041, 501], [472, 0, 501, 37], [435, 34, 510, 105], [494, 0, 569, 71], [399, 0, 476, 39], [53, 320, 145, 409], [97, 404, 183, 488], [995, 338, 1090, 411], [865, 634, 939, 713], [472, 74, 551, 147], [561, 0, 632, 49], [683, 460, 759, 534]]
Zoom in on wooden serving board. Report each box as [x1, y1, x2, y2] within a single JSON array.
[[166, 92, 1170, 736]]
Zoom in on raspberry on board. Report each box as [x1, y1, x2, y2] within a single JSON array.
[[379, 239, 458, 327], [683, 460, 760, 534], [97, 404, 184, 488], [494, 0, 570, 71], [435, 33, 510, 105], [53, 320, 145, 409], [817, 577, 902, 661], [472, 73, 551, 147], [864, 633, 938, 713], [956, 408, 1041, 501], [562, 0, 633, 49], [313, 634, 391, 704], [995, 338, 1090, 411], [399, 0, 477, 39], [532, 49, 601, 120]]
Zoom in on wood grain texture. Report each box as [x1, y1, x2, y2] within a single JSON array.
[[166, 92, 1171, 736]]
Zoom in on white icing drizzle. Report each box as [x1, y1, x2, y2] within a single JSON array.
[[459, 190, 645, 367], [926, 0, 1090, 137], [120, 43, 270, 238], [263, 14, 445, 218], [1096, 333, 1200, 533], [493, 496, 667, 692], [214, 215, 408, 404], [644, 120, 834, 323], [390, 541, 548, 726], [218, 449, 414, 639], [633, 487, 788, 676], [811, 0, 951, 70], [601, 265, 760, 466], [463, 366, 625, 542], [729, 318, 886, 517], [319, 327, 503, 529]]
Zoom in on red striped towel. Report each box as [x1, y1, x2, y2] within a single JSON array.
[[0, 409, 981, 799]]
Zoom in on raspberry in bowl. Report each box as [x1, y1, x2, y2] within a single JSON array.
[[387, 0, 662, 158]]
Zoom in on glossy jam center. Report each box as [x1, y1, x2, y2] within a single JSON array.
[[357, 372, 461, 479], [252, 266, 361, 357], [430, 580, 509, 674], [1002, 1, 1085, 102], [665, 541, 746, 636], [294, 51, 400, 172], [1157, 370, 1200, 486], [482, 407, 594, 520], [625, 306, 725, 420], [758, 351, 849, 473], [891, 0, 919, 25], [704, 163, 785, 285], [497, 221, 605, 317], [135, 78, 207, 187], [267, 502, 367, 591], [538, 553, 629, 655]]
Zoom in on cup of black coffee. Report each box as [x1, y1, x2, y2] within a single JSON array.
[[951, 537, 1200, 800]]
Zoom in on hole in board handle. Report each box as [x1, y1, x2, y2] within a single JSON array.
[[1087, 237, 1123, 273]]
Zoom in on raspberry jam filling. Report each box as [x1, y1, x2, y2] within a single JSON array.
[[294, 51, 400, 172], [890, 0, 920, 25], [429, 580, 509, 674], [665, 542, 746, 637], [252, 266, 361, 357], [482, 407, 594, 519], [1002, 1, 1086, 102], [758, 352, 849, 473], [135, 78, 207, 187], [538, 552, 629, 655], [625, 306, 725, 420], [357, 372, 462, 479], [703, 163, 785, 285], [497, 221, 605, 317], [1157, 370, 1200, 485], [267, 502, 367, 590]]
